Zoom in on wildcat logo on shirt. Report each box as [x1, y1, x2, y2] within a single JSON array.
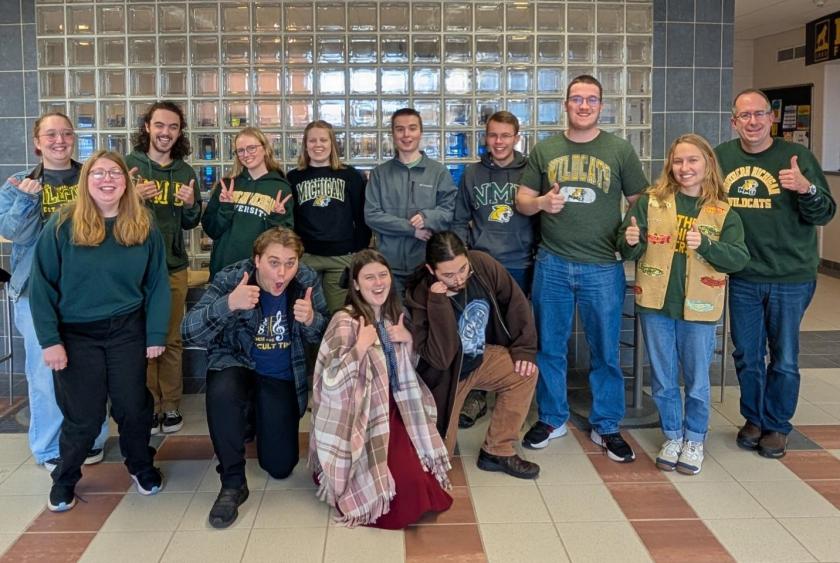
[[41, 183, 78, 216], [254, 311, 290, 351], [296, 177, 347, 207], [723, 166, 778, 210], [560, 186, 597, 204], [547, 154, 612, 193], [488, 204, 513, 223], [313, 195, 331, 207]]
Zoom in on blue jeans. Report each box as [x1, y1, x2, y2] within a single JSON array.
[[505, 266, 533, 297], [532, 249, 626, 435], [640, 313, 715, 443], [728, 278, 816, 435], [14, 296, 108, 463]]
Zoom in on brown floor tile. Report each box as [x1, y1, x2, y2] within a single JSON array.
[[570, 427, 603, 454], [413, 487, 475, 526], [155, 435, 215, 461], [2, 532, 95, 563], [632, 520, 735, 563], [76, 463, 133, 495], [449, 456, 468, 487], [26, 494, 124, 533], [781, 451, 840, 480], [587, 451, 667, 484], [607, 483, 697, 520], [796, 425, 840, 449], [404, 524, 487, 562], [807, 480, 840, 510]]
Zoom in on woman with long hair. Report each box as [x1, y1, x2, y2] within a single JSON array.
[[29, 150, 170, 511], [618, 134, 748, 475], [309, 249, 452, 529]]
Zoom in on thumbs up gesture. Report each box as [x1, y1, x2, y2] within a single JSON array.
[[293, 286, 315, 326], [175, 178, 196, 207], [386, 312, 412, 344], [228, 271, 260, 311], [132, 166, 161, 201], [778, 155, 810, 194], [686, 222, 702, 250], [539, 182, 565, 214], [354, 315, 379, 355], [218, 177, 235, 203], [625, 216, 641, 246], [273, 189, 293, 214]]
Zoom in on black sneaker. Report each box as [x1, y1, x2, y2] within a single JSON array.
[[43, 448, 103, 473], [151, 412, 161, 436], [47, 484, 76, 512], [590, 430, 636, 463], [161, 410, 184, 434], [477, 449, 540, 479], [459, 390, 488, 429], [522, 421, 568, 449], [209, 485, 250, 529], [131, 467, 163, 495]]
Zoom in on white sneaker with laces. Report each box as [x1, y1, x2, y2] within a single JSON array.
[[655, 439, 682, 471], [676, 440, 704, 475]]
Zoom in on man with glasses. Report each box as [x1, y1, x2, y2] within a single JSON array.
[[715, 89, 835, 458], [516, 75, 648, 462]]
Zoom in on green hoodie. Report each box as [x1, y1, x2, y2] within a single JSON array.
[[201, 168, 294, 278], [125, 150, 202, 273]]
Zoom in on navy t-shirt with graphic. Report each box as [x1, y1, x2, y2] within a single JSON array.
[[251, 291, 293, 380], [449, 277, 491, 379]]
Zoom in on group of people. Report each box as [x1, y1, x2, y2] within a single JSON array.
[[0, 73, 834, 530]]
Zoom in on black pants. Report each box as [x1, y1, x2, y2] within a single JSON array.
[[206, 366, 300, 488], [52, 308, 154, 487]]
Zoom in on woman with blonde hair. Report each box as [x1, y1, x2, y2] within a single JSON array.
[[202, 127, 295, 277], [618, 134, 749, 475], [29, 150, 170, 511]]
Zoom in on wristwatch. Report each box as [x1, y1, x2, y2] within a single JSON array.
[[805, 184, 817, 196]]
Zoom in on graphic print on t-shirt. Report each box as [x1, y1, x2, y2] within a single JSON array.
[[254, 309, 290, 351], [722, 165, 780, 210], [233, 191, 276, 218], [458, 299, 490, 358], [547, 154, 613, 198], [41, 183, 78, 216], [295, 176, 347, 208]]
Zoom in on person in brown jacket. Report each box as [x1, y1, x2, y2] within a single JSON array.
[[404, 231, 540, 479]]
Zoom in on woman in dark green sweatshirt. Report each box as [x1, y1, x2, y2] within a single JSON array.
[[202, 127, 294, 278], [29, 150, 171, 513]]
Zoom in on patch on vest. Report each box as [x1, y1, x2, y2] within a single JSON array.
[[648, 233, 671, 244], [560, 186, 596, 203], [702, 205, 726, 215], [700, 276, 726, 288], [633, 285, 643, 295], [697, 224, 721, 237], [686, 300, 714, 312], [639, 263, 664, 277], [488, 204, 513, 223]]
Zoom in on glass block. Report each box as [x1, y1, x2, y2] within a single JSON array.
[[598, 98, 622, 126], [475, 3, 503, 32], [413, 36, 440, 63], [538, 100, 562, 125], [193, 100, 218, 128], [508, 36, 533, 63], [476, 68, 501, 93], [597, 38, 624, 65], [191, 37, 219, 65], [285, 133, 304, 161], [100, 70, 126, 97], [226, 102, 250, 127], [568, 36, 594, 64], [413, 68, 440, 94], [475, 131, 487, 155], [159, 4, 187, 33], [318, 100, 345, 126], [196, 164, 220, 193], [348, 3, 377, 31], [287, 101, 313, 128], [381, 99, 410, 125], [190, 5, 218, 32], [254, 37, 283, 64], [598, 67, 624, 95], [508, 99, 532, 126], [568, 67, 595, 84], [40, 70, 66, 98], [626, 4, 653, 34], [68, 39, 95, 66], [537, 36, 564, 63], [39, 39, 65, 67], [412, 3, 441, 32], [567, 5, 594, 33], [38, 6, 64, 35], [420, 132, 440, 160], [71, 101, 95, 129], [285, 4, 313, 32], [224, 69, 250, 96], [349, 68, 375, 95], [71, 70, 95, 97], [350, 132, 378, 160], [128, 38, 156, 66], [41, 102, 67, 116], [334, 133, 347, 160], [381, 69, 408, 95], [221, 4, 250, 32], [597, 4, 624, 34], [380, 3, 409, 31], [317, 36, 345, 64], [101, 133, 128, 154], [255, 69, 282, 96], [130, 69, 157, 97], [162, 70, 188, 96], [285, 68, 313, 95], [127, 5, 155, 33], [626, 129, 650, 159], [101, 101, 127, 128], [537, 3, 564, 32], [516, 133, 531, 154], [67, 6, 93, 34], [99, 38, 126, 66], [507, 68, 531, 94], [349, 37, 377, 63], [316, 3, 345, 31], [160, 38, 187, 66], [131, 101, 153, 129], [222, 37, 250, 65], [475, 37, 502, 64], [445, 101, 470, 126], [381, 37, 408, 63], [321, 69, 347, 95], [350, 99, 377, 128], [380, 132, 394, 159], [444, 68, 471, 95], [626, 98, 650, 126], [76, 134, 96, 161], [97, 5, 124, 34], [627, 37, 652, 65], [627, 67, 650, 95], [506, 3, 533, 31], [286, 36, 314, 64], [193, 69, 219, 96], [446, 132, 471, 158], [538, 67, 564, 93], [444, 36, 470, 63], [254, 4, 282, 32], [414, 100, 440, 127], [256, 101, 283, 127], [195, 133, 219, 160], [265, 133, 284, 161], [444, 3, 471, 31]]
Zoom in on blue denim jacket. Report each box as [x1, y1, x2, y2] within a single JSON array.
[[0, 168, 46, 300]]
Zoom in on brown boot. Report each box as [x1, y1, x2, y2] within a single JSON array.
[[758, 431, 787, 459], [736, 422, 762, 450]]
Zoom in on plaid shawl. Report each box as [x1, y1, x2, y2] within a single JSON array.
[[309, 310, 451, 527]]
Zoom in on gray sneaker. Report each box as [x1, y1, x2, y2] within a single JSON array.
[[655, 439, 682, 471], [676, 440, 704, 475]]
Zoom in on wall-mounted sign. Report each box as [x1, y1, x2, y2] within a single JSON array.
[[806, 10, 840, 65]]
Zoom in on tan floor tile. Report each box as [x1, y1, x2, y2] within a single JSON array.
[[705, 426, 748, 458], [830, 449, 840, 461], [0, 437, 33, 466], [2, 531, 95, 563], [0, 533, 17, 557], [460, 455, 540, 487], [101, 492, 193, 532], [242, 527, 326, 563], [792, 402, 840, 425], [453, 417, 492, 456], [404, 524, 484, 563], [157, 460, 212, 493], [0, 495, 49, 532], [480, 522, 569, 563], [711, 399, 747, 428], [741, 480, 840, 518], [800, 380, 840, 404], [815, 403, 840, 420], [177, 394, 206, 414], [674, 482, 770, 519], [663, 453, 735, 483], [178, 490, 263, 530], [175, 415, 210, 436], [529, 454, 603, 485], [555, 521, 653, 563], [627, 428, 663, 454], [79, 531, 173, 563], [0, 463, 51, 495], [324, 525, 404, 563], [264, 462, 318, 491], [0, 465, 22, 486], [538, 483, 625, 522], [706, 518, 816, 563], [197, 458, 270, 492], [253, 489, 329, 528], [710, 451, 801, 482], [470, 484, 550, 523], [709, 404, 738, 428], [780, 517, 840, 562], [161, 529, 250, 563]]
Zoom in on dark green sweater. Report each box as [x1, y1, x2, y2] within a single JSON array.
[[29, 213, 171, 348], [618, 192, 749, 321], [715, 139, 836, 282]]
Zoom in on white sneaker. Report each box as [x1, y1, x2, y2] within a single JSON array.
[[676, 440, 704, 475], [655, 439, 682, 471]]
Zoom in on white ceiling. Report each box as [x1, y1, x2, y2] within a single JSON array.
[[736, 0, 840, 40]]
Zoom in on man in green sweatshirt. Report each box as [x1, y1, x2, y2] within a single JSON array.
[[715, 89, 836, 458], [126, 101, 202, 436]]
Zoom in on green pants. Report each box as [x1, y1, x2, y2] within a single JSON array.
[[301, 253, 352, 314]]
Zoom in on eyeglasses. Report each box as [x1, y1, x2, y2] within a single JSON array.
[[39, 130, 75, 141], [438, 263, 473, 288], [235, 144, 262, 157], [567, 96, 602, 107], [90, 168, 125, 181], [734, 110, 772, 122], [486, 133, 517, 141]]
